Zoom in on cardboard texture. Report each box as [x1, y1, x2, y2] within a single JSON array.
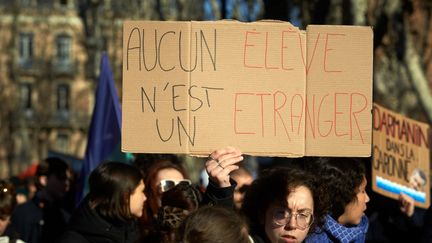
[[372, 103, 430, 209], [122, 20, 373, 157]]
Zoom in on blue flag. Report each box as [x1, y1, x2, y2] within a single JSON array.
[[76, 53, 122, 205]]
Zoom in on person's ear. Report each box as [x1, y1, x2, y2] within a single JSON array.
[[39, 175, 47, 187]]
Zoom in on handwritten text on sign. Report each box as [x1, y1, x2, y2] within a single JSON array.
[[372, 103, 430, 208], [122, 21, 373, 156]]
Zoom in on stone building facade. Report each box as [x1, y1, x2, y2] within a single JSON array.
[[0, 0, 91, 177], [0, 0, 265, 178], [0, 0, 204, 178]]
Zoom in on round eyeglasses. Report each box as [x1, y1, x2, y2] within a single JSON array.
[[272, 208, 314, 230]]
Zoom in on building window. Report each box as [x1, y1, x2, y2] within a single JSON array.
[[19, 83, 32, 110], [19, 33, 33, 65], [56, 133, 69, 153], [57, 84, 69, 111], [56, 35, 71, 64], [60, 0, 68, 6]]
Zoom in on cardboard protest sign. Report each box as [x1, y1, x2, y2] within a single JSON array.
[[122, 20, 373, 157], [372, 103, 430, 208]]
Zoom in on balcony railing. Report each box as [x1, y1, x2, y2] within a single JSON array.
[[13, 58, 80, 77], [10, 109, 90, 129], [50, 59, 79, 77], [49, 110, 90, 128], [14, 58, 46, 76]]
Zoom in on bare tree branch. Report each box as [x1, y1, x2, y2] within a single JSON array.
[[404, 16, 432, 123]]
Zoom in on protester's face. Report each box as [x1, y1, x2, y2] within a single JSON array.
[[338, 176, 369, 226], [130, 180, 147, 217], [46, 170, 71, 200], [232, 174, 253, 210], [409, 171, 425, 191], [265, 186, 314, 243], [16, 193, 27, 204]]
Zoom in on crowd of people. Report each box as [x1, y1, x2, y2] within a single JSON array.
[[0, 146, 431, 243]]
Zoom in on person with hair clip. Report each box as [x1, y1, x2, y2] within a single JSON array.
[[59, 162, 146, 243], [305, 157, 370, 243]]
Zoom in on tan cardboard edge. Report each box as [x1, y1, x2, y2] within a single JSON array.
[[189, 152, 305, 158]]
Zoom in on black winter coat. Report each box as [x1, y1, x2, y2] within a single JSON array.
[[58, 197, 140, 243]]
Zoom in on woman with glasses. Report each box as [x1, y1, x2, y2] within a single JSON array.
[[241, 166, 327, 243], [305, 157, 370, 243], [140, 146, 243, 242], [138, 147, 244, 239], [140, 158, 189, 231]]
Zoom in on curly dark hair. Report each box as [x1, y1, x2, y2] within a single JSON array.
[[241, 166, 327, 237], [309, 157, 366, 220]]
